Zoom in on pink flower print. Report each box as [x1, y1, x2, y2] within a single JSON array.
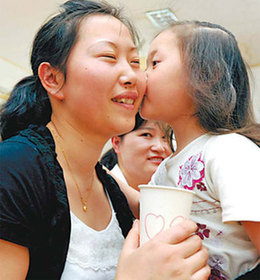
[[195, 223, 210, 240], [178, 153, 205, 190], [196, 181, 207, 192], [209, 256, 228, 280], [209, 267, 228, 280]]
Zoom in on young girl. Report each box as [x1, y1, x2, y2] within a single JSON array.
[[142, 21, 260, 279], [0, 1, 210, 279]]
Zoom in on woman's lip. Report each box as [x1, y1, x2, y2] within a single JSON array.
[[148, 157, 164, 165], [113, 101, 135, 110], [111, 91, 138, 110]]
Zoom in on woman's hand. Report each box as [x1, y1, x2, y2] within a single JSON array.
[[116, 219, 210, 280]]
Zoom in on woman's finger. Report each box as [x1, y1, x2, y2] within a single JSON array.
[[153, 218, 198, 244]]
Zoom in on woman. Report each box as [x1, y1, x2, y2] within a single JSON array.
[[0, 1, 209, 279], [101, 112, 173, 190]]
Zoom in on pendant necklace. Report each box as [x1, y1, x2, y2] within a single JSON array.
[[49, 122, 94, 212]]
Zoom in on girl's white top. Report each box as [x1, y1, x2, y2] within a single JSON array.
[[61, 194, 125, 280], [150, 133, 260, 279]]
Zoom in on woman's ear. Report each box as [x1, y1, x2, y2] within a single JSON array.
[[111, 136, 121, 154], [38, 62, 65, 101]]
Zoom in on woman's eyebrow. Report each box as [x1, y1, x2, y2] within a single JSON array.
[[88, 40, 137, 52]]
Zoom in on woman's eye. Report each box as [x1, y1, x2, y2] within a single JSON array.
[[102, 54, 116, 59], [162, 135, 168, 141], [130, 59, 140, 68], [131, 59, 140, 65], [140, 133, 152, 137]]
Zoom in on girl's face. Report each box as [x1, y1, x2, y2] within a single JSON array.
[[141, 29, 195, 126], [59, 15, 146, 138], [112, 120, 172, 189]]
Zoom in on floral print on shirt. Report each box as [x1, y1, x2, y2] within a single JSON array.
[[178, 153, 205, 190]]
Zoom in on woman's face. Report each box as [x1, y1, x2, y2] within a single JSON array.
[[112, 120, 172, 189], [141, 29, 195, 126], [59, 14, 146, 138]]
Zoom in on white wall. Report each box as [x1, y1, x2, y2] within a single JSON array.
[[251, 66, 260, 122]]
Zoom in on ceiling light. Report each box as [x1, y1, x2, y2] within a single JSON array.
[[146, 8, 178, 29]]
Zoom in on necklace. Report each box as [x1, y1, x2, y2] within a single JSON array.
[[48, 122, 94, 212]]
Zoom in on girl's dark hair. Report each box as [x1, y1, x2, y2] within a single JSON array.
[[166, 21, 260, 146], [0, 0, 138, 140], [100, 112, 174, 170]]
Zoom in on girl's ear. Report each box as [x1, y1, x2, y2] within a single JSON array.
[[38, 62, 65, 101], [111, 136, 121, 154]]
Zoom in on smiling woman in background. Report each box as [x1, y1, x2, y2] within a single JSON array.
[[101, 112, 173, 191]]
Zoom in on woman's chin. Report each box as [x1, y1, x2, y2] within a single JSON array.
[[112, 119, 135, 136]]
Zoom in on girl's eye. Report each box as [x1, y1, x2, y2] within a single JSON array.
[[152, 60, 159, 67]]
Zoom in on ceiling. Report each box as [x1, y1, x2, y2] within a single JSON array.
[[1, 0, 260, 93]]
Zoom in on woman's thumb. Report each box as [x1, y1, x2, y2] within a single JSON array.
[[121, 220, 139, 255]]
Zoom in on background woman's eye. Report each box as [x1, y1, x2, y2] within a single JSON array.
[[162, 135, 167, 141], [140, 133, 152, 137]]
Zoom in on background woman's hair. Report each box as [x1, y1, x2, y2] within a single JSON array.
[[100, 112, 174, 170], [166, 20, 260, 146], [0, 0, 139, 140]]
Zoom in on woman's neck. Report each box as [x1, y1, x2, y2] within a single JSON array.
[[47, 118, 107, 178]]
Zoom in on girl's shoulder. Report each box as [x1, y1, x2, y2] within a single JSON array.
[[202, 133, 260, 166], [205, 133, 259, 152]]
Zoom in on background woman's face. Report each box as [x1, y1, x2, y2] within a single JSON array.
[[113, 120, 172, 188], [59, 14, 146, 138]]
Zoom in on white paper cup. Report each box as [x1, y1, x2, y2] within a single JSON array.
[[139, 185, 194, 245]]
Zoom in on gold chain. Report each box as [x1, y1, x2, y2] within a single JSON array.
[[48, 122, 94, 212]]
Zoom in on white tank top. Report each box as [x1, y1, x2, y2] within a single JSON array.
[[61, 197, 125, 280]]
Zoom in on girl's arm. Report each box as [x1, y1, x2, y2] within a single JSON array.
[[0, 239, 29, 279], [241, 221, 260, 254], [105, 168, 140, 218]]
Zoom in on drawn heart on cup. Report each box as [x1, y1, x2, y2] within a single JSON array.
[[169, 215, 185, 227], [145, 213, 165, 240]]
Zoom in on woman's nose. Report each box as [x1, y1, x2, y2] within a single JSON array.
[[151, 138, 167, 153], [119, 64, 137, 87]]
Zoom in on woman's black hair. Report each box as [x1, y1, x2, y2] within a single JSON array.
[[0, 0, 138, 140]]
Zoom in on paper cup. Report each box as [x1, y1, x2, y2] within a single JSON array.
[[139, 185, 194, 245]]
